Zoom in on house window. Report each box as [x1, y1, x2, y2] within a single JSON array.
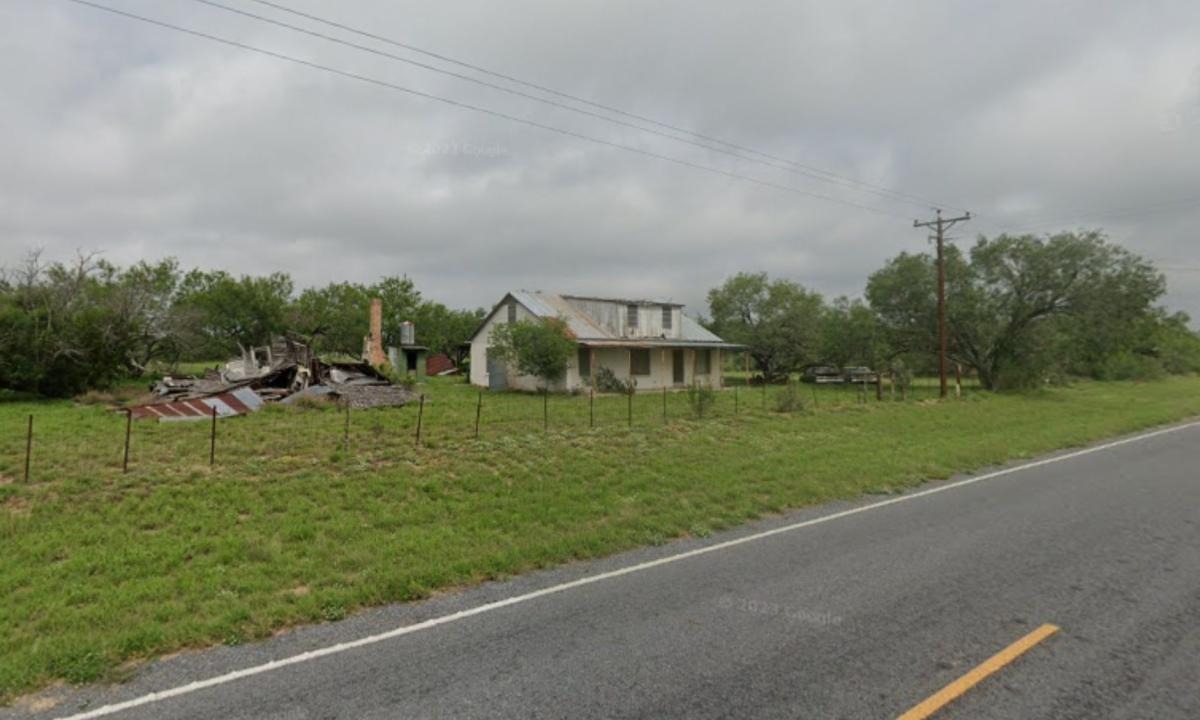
[[507, 301, 517, 323], [578, 347, 591, 378], [630, 348, 651, 376], [626, 304, 639, 330], [696, 348, 712, 375], [661, 306, 672, 331]]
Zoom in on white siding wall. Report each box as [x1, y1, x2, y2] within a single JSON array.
[[580, 347, 723, 392], [563, 299, 682, 340], [469, 299, 569, 392]]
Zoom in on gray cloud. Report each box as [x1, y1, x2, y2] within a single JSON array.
[[2, 0, 1198, 320]]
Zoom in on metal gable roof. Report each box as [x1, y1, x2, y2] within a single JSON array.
[[482, 291, 736, 347]]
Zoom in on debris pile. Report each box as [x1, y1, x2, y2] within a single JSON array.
[[130, 337, 416, 421]]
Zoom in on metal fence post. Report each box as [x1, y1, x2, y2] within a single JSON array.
[[662, 387, 667, 424], [23, 414, 32, 483], [543, 388, 548, 432], [414, 394, 425, 446], [627, 389, 633, 429], [590, 389, 595, 429], [734, 386, 738, 416], [475, 391, 482, 440], [209, 406, 217, 466], [122, 409, 132, 474], [344, 402, 351, 452]]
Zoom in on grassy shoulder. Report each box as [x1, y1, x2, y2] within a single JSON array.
[[2, 377, 1200, 701]]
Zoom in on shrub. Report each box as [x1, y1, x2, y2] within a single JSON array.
[[687, 382, 716, 417], [1097, 351, 1166, 381], [594, 366, 634, 394], [774, 382, 807, 413]]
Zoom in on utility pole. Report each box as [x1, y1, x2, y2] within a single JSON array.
[[913, 209, 971, 399]]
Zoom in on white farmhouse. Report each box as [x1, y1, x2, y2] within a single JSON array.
[[469, 291, 741, 392]]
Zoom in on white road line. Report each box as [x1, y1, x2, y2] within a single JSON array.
[[52, 420, 1200, 720]]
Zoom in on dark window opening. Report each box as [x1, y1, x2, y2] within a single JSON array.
[[630, 348, 651, 376], [696, 349, 712, 375], [626, 304, 639, 330], [662, 306, 673, 330], [507, 301, 517, 323], [578, 347, 591, 378]]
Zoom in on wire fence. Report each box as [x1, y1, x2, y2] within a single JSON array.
[[0, 379, 980, 485]]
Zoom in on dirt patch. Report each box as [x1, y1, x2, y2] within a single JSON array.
[[2, 495, 31, 516], [13, 683, 65, 713]]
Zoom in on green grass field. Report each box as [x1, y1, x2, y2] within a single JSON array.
[[2, 376, 1199, 702]]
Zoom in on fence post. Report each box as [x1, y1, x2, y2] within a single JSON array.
[[474, 391, 482, 440], [122, 409, 132, 474], [543, 388, 548, 432], [414, 394, 425, 446], [343, 402, 351, 452], [209, 406, 217, 466], [23, 414, 32, 483], [590, 389, 595, 429], [662, 387, 667, 424], [876, 374, 883, 402], [734, 386, 738, 416], [627, 389, 633, 429]]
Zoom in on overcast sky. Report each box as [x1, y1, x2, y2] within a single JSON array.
[[2, 0, 1198, 320]]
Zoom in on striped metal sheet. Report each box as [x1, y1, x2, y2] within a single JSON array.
[[130, 387, 264, 422]]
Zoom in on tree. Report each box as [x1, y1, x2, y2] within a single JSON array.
[[866, 231, 1166, 389], [706, 272, 825, 381], [372, 276, 423, 348], [820, 297, 887, 368], [488, 317, 576, 389], [288, 282, 372, 355], [175, 270, 294, 357], [413, 302, 486, 364], [0, 252, 167, 396]]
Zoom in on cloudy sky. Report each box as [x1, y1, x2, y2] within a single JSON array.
[[2, 0, 1199, 319]]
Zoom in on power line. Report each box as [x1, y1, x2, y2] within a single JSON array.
[[187, 0, 927, 206], [62, 0, 913, 219], [219, 0, 964, 212], [991, 195, 1200, 235]]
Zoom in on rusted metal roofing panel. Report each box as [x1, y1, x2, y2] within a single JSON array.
[[509, 290, 614, 340], [129, 387, 264, 421]]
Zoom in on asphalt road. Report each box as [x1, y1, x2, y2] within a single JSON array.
[[8, 421, 1200, 720]]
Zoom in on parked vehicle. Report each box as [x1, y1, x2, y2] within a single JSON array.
[[802, 366, 845, 384], [843, 366, 879, 384]]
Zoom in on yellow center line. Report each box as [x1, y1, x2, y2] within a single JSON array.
[[897, 623, 1061, 720]]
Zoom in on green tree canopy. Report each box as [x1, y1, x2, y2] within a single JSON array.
[[175, 269, 294, 357], [488, 317, 576, 389], [706, 272, 825, 381], [867, 231, 1167, 389], [820, 297, 888, 369]]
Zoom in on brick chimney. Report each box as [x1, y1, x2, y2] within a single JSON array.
[[366, 297, 387, 366]]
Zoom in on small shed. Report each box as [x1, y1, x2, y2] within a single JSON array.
[[388, 344, 428, 378]]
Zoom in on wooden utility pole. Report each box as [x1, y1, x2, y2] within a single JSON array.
[[913, 209, 971, 398]]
